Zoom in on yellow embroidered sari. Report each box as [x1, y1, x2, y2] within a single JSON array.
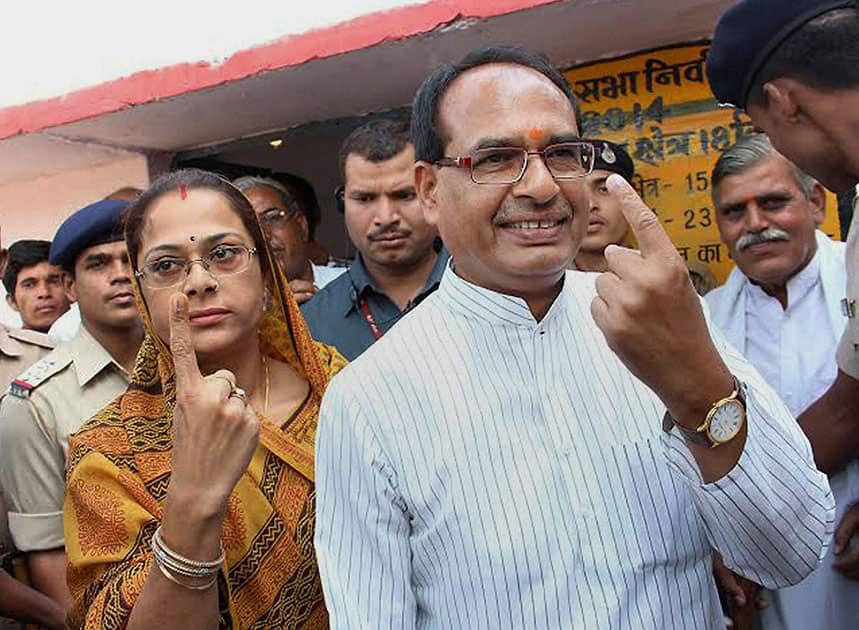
[[63, 237, 346, 628]]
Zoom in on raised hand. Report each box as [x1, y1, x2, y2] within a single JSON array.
[[167, 293, 260, 519], [591, 174, 734, 427]]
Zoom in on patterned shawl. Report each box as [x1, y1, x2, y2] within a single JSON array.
[[63, 226, 346, 629]]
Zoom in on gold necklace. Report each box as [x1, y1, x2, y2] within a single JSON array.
[[262, 354, 270, 417]]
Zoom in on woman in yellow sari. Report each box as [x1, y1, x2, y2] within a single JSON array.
[[63, 169, 346, 629]]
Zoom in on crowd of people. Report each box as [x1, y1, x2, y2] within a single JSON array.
[[0, 0, 857, 628]]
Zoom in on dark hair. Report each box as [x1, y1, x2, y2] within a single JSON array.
[[411, 45, 582, 163], [748, 7, 859, 106], [272, 172, 322, 236], [338, 118, 412, 178], [124, 169, 270, 278], [2, 240, 52, 295], [104, 186, 143, 202]]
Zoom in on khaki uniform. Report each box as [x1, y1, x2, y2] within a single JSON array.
[[0, 325, 129, 553], [0, 325, 54, 388], [0, 325, 54, 561], [0, 325, 54, 630], [837, 193, 859, 380]]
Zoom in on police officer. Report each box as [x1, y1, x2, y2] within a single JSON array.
[[0, 231, 55, 385], [0, 230, 65, 630], [0, 199, 143, 612], [0, 325, 56, 628], [571, 140, 636, 272]]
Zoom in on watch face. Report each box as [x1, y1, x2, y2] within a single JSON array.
[[708, 400, 745, 444]]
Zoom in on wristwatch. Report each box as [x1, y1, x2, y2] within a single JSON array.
[[662, 378, 746, 448]]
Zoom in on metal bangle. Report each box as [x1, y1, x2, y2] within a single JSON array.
[[155, 561, 218, 591], [151, 543, 216, 578], [151, 526, 225, 574]]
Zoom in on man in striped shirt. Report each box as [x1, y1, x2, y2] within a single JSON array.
[[315, 45, 835, 629]]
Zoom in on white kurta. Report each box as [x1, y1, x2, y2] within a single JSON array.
[[707, 231, 858, 630], [315, 266, 834, 630]]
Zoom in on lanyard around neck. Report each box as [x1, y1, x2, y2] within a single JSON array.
[[357, 296, 384, 340]]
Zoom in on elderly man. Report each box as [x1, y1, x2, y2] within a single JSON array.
[[709, 0, 859, 596], [314, 45, 834, 629], [572, 140, 635, 272], [233, 175, 343, 303], [707, 133, 855, 629]]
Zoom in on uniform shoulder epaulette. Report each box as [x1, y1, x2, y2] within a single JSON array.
[[6, 327, 56, 350], [8, 349, 72, 399]]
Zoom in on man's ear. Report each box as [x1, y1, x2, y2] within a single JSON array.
[[415, 161, 439, 227], [808, 181, 827, 227], [5, 293, 19, 313], [296, 213, 310, 242], [761, 80, 802, 125], [63, 272, 77, 304]]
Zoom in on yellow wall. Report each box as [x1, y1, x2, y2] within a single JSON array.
[[565, 43, 841, 285]]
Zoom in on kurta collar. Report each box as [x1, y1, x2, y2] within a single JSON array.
[[744, 243, 822, 308], [437, 261, 568, 328]]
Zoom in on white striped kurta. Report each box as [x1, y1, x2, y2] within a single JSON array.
[[315, 268, 835, 629]]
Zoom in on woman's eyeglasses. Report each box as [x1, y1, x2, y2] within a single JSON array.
[[136, 245, 258, 289]]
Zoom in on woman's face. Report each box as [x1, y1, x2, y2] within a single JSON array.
[[137, 188, 265, 367]]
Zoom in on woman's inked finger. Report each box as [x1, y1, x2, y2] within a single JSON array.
[[169, 293, 203, 390]]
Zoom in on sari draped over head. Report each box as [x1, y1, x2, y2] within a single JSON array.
[[63, 222, 347, 629]]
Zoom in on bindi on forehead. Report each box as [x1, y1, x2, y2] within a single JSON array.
[[529, 128, 544, 140]]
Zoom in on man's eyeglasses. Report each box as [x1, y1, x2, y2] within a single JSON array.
[[434, 141, 597, 185], [136, 245, 258, 289], [258, 207, 300, 230]]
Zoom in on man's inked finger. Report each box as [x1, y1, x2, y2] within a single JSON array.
[[604, 244, 644, 279], [170, 293, 203, 388], [606, 174, 674, 257]]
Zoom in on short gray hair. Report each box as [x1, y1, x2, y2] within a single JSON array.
[[232, 175, 300, 215], [710, 133, 816, 207]]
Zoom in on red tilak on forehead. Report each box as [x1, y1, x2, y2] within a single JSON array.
[[178, 182, 187, 200], [529, 128, 544, 140]]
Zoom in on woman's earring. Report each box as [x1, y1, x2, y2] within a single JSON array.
[[263, 289, 272, 313]]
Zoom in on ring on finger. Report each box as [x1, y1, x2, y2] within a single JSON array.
[[229, 386, 248, 403]]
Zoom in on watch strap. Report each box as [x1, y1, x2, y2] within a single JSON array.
[[662, 410, 712, 446], [662, 377, 745, 447]]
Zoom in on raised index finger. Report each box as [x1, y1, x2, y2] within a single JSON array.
[[169, 293, 202, 389], [605, 173, 675, 257]]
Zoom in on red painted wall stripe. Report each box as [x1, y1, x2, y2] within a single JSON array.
[[0, 0, 558, 141]]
